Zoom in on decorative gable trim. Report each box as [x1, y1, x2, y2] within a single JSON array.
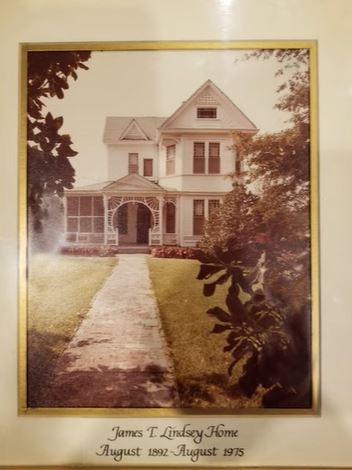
[[196, 92, 219, 106], [159, 79, 258, 131], [119, 119, 149, 141]]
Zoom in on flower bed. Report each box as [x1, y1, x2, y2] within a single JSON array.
[[150, 246, 197, 259], [60, 245, 119, 257]]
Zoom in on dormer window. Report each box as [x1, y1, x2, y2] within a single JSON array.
[[197, 107, 217, 119]]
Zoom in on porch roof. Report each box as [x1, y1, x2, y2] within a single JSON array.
[[66, 173, 173, 195]]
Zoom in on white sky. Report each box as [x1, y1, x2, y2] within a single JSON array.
[[45, 50, 293, 186]]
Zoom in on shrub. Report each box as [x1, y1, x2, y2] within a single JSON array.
[[151, 246, 197, 259], [60, 245, 119, 257]]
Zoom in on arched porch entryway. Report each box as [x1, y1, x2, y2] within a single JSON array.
[[112, 202, 154, 245]]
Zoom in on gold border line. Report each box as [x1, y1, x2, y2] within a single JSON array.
[[20, 39, 316, 52], [308, 41, 320, 416], [18, 40, 320, 417], [18, 43, 28, 415], [1, 467, 352, 470]]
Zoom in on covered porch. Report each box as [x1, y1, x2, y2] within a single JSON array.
[[63, 174, 179, 247]]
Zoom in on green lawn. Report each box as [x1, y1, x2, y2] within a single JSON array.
[[27, 254, 117, 404], [147, 257, 262, 408]]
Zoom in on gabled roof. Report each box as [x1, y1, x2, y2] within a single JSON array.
[[159, 79, 258, 131], [104, 173, 165, 193], [103, 117, 166, 143], [119, 119, 149, 141], [66, 175, 176, 194]]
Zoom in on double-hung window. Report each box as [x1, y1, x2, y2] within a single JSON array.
[[193, 142, 220, 174], [208, 142, 220, 174], [143, 158, 153, 177], [166, 145, 175, 175], [193, 142, 205, 174], [128, 153, 139, 174]]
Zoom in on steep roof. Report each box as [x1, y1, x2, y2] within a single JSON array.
[[159, 79, 258, 131], [103, 117, 166, 143]]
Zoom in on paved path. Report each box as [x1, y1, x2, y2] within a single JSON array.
[[46, 254, 179, 408]]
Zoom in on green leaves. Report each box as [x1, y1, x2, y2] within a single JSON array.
[[195, 48, 312, 408], [27, 51, 91, 230]]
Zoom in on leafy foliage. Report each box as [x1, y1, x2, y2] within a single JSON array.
[[27, 51, 91, 230], [197, 48, 312, 408]]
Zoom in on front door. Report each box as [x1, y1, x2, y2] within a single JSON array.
[[137, 204, 151, 244]]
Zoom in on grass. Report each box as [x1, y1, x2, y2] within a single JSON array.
[[27, 254, 117, 405], [148, 257, 262, 409]]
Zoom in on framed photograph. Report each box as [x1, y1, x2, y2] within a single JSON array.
[[19, 40, 319, 416], [2, 0, 352, 467]]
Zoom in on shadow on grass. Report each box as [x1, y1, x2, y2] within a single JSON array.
[[27, 328, 70, 406], [175, 372, 263, 409], [27, 329, 178, 408]]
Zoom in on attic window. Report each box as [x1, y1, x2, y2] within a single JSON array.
[[197, 107, 217, 119]]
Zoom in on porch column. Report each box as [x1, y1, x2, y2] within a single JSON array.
[[103, 194, 108, 245], [158, 196, 164, 246], [175, 196, 180, 246]]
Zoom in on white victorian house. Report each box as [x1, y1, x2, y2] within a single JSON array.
[[63, 80, 257, 248]]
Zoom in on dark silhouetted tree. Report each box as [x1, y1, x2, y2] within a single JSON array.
[[27, 50, 91, 231]]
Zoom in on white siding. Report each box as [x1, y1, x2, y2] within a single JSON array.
[[158, 134, 235, 192], [107, 143, 158, 180]]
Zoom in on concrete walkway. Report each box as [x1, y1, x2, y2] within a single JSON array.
[[47, 254, 179, 408]]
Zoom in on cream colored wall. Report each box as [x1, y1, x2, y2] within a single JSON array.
[[108, 143, 158, 180], [162, 175, 232, 192]]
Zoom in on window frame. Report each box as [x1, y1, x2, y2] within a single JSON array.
[[196, 106, 218, 119], [193, 199, 205, 236], [208, 142, 221, 174], [143, 158, 153, 177], [128, 153, 139, 174], [166, 144, 176, 176], [193, 142, 206, 174]]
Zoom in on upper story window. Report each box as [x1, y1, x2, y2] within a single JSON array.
[[193, 142, 220, 174], [197, 107, 217, 119], [193, 142, 205, 174], [143, 159, 153, 177], [208, 142, 220, 174], [128, 153, 139, 174], [166, 145, 176, 175]]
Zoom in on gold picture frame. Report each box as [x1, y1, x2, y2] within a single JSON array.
[[18, 40, 319, 419]]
